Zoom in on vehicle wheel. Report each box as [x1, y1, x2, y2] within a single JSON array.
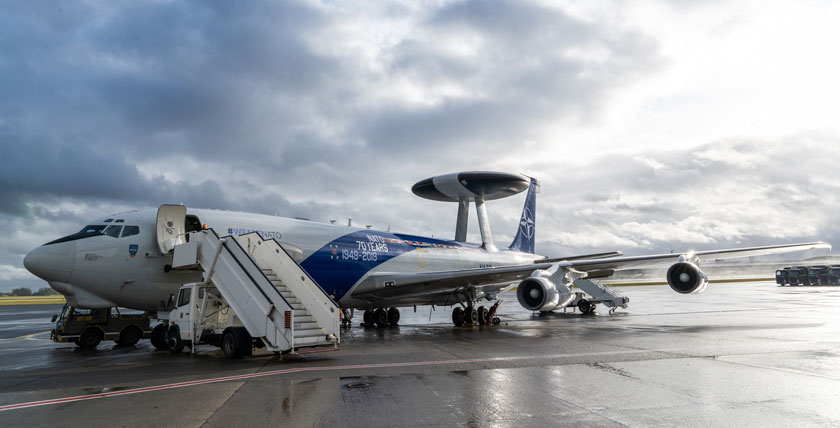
[[117, 326, 142, 346], [374, 308, 389, 327], [387, 307, 400, 326], [236, 327, 252, 357], [78, 328, 102, 349], [466, 307, 478, 325], [151, 324, 167, 350], [477, 306, 488, 325], [167, 327, 184, 354], [222, 330, 239, 358], [452, 307, 465, 327], [578, 299, 594, 314], [363, 310, 374, 325]]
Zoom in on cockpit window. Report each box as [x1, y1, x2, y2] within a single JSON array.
[[79, 225, 107, 234], [103, 219, 114, 223], [121, 226, 140, 238], [115, 219, 124, 223], [45, 224, 110, 245], [103, 225, 122, 238]]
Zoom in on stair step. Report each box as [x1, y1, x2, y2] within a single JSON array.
[[293, 322, 319, 330], [293, 338, 335, 347], [295, 328, 326, 338]]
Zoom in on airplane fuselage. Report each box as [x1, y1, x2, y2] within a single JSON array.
[[25, 207, 541, 312]]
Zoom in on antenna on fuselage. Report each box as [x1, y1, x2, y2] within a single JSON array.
[[410, 171, 530, 252]]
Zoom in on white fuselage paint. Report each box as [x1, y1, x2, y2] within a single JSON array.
[[48, 208, 540, 312]]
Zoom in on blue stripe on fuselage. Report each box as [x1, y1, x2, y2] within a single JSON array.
[[299, 230, 480, 300]]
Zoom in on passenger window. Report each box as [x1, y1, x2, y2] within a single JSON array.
[[115, 219, 124, 223], [104, 219, 114, 223], [178, 288, 191, 307], [121, 226, 140, 238], [103, 225, 122, 238]]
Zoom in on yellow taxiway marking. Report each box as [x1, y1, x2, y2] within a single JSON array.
[[0, 296, 66, 305], [14, 331, 52, 341]]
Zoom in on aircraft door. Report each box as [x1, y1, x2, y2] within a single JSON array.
[[156, 205, 187, 254]]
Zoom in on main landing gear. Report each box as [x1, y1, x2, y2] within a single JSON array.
[[362, 307, 401, 328], [452, 301, 501, 327], [452, 304, 498, 327]]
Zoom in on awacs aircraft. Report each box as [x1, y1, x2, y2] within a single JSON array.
[[24, 171, 830, 337]]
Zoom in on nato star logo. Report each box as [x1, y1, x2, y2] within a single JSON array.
[[519, 208, 534, 238]]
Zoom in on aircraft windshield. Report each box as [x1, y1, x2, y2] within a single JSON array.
[[103, 225, 122, 238], [79, 225, 107, 234], [45, 224, 108, 246]]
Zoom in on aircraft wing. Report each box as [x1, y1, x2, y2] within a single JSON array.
[[555, 241, 831, 271], [350, 241, 830, 305], [350, 262, 555, 302]]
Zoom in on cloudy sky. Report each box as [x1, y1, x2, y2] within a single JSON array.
[[2, 0, 839, 292]]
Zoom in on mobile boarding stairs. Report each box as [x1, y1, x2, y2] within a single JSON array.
[[168, 229, 340, 357]]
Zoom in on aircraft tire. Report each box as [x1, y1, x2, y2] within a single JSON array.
[[150, 324, 167, 350], [387, 307, 400, 325], [78, 328, 102, 349], [477, 306, 488, 325], [374, 309, 389, 327], [452, 307, 465, 327], [117, 326, 142, 346], [363, 310, 374, 325], [466, 307, 478, 325]]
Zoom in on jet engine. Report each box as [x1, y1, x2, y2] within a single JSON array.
[[516, 275, 574, 312], [666, 262, 708, 294]]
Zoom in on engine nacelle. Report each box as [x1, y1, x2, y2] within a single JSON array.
[[666, 262, 708, 294], [516, 276, 574, 312]]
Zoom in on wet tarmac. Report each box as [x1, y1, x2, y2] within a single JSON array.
[[1, 281, 839, 427]]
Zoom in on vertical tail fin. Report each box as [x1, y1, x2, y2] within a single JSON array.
[[509, 177, 538, 253]]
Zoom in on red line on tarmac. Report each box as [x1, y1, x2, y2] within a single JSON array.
[[0, 350, 646, 412]]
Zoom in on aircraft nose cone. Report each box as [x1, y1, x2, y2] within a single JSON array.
[[23, 241, 76, 282]]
